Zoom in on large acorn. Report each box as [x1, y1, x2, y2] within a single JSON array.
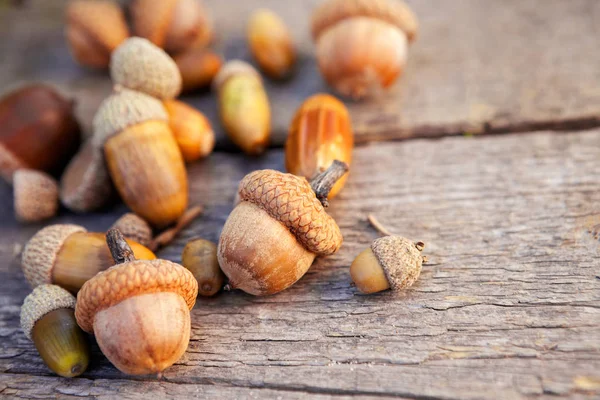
[[92, 88, 188, 228], [75, 229, 198, 375], [218, 161, 348, 295]]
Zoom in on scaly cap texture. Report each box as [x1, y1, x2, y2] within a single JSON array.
[[75, 259, 198, 333], [311, 0, 418, 42], [212, 60, 261, 91], [110, 213, 153, 247], [92, 88, 168, 148], [21, 224, 87, 288], [13, 169, 59, 223], [237, 169, 343, 255], [110, 37, 182, 99], [371, 236, 423, 290], [21, 284, 76, 340]]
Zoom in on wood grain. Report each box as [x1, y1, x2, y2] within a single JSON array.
[[1, 130, 599, 399], [0, 0, 599, 148]]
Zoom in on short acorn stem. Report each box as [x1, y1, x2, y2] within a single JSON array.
[[106, 228, 136, 264], [310, 160, 349, 208]]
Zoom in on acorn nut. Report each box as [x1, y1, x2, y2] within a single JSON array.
[[20, 284, 90, 377], [174, 48, 222, 93], [311, 0, 418, 98], [214, 60, 271, 155], [75, 229, 198, 375], [110, 213, 153, 248], [92, 88, 188, 228], [351, 237, 425, 294], [13, 169, 59, 223], [21, 224, 155, 293], [218, 161, 348, 295], [164, 100, 215, 162], [182, 239, 224, 297], [286, 94, 353, 199]]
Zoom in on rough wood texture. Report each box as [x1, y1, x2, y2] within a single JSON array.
[[1, 0, 599, 147], [1, 130, 599, 399]]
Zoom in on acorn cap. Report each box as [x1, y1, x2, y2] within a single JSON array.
[[22, 224, 87, 288], [212, 60, 262, 92], [110, 37, 182, 100], [60, 140, 115, 213], [371, 236, 423, 290], [311, 0, 418, 42], [75, 259, 198, 333], [92, 88, 168, 148], [110, 213, 153, 247], [20, 284, 76, 340], [237, 169, 342, 255], [13, 169, 59, 223]]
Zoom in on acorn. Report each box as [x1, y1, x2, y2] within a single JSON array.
[[65, 0, 129, 69], [60, 140, 116, 213], [311, 0, 418, 98], [182, 239, 224, 297], [247, 9, 296, 79], [130, 0, 213, 54], [110, 213, 153, 248], [286, 94, 353, 199], [0, 84, 80, 183], [75, 229, 198, 375], [21, 224, 155, 293], [174, 48, 222, 93], [110, 37, 182, 100], [164, 100, 214, 162], [20, 284, 90, 377], [92, 88, 188, 228], [213, 60, 271, 155], [218, 161, 348, 295], [351, 236, 425, 294], [13, 169, 59, 223]]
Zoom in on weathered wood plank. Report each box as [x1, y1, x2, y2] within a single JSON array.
[[1, 130, 599, 399], [1, 0, 599, 147]]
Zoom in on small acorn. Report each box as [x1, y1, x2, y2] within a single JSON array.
[[164, 100, 215, 162], [351, 236, 425, 294], [92, 88, 188, 228], [60, 140, 116, 213], [110, 213, 153, 248], [110, 37, 182, 100], [182, 239, 224, 297], [75, 229, 198, 375], [65, 0, 129, 69], [21, 224, 155, 293], [13, 169, 59, 223], [213, 60, 271, 155], [174, 48, 222, 93], [20, 284, 90, 377]]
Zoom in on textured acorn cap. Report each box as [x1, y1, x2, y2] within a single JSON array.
[[21, 224, 87, 288], [75, 259, 198, 333], [212, 60, 262, 92], [371, 236, 423, 290], [13, 169, 59, 223], [110, 213, 153, 247], [237, 169, 342, 255], [311, 0, 418, 42], [110, 37, 182, 99], [92, 88, 168, 148], [21, 284, 76, 340]]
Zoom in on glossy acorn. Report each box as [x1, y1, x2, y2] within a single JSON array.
[[182, 239, 224, 297], [174, 48, 222, 93], [164, 100, 215, 162]]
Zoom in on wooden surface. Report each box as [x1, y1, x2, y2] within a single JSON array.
[[1, 0, 599, 399]]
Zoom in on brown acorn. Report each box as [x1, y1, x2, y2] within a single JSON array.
[[174, 48, 222, 92], [164, 100, 214, 162], [92, 88, 188, 228], [65, 0, 129, 69], [13, 169, 59, 223], [182, 239, 224, 297], [0, 84, 80, 183]]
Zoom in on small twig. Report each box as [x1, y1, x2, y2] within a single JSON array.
[[106, 228, 136, 264], [149, 205, 204, 251], [367, 214, 393, 236], [310, 160, 349, 208]]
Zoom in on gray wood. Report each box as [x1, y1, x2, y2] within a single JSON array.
[[1, 130, 599, 399], [1, 0, 599, 148]]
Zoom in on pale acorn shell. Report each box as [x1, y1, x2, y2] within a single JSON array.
[[371, 236, 423, 290], [20, 284, 76, 340], [13, 169, 59, 223]]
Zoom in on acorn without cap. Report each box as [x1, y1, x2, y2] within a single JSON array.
[[92, 88, 188, 228], [75, 229, 198, 375], [182, 239, 224, 297], [164, 100, 215, 162], [174, 48, 222, 93], [13, 169, 59, 223], [21, 284, 90, 377], [21, 224, 155, 293], [218, 161, 347, 295], [350, 236, 425, 294]]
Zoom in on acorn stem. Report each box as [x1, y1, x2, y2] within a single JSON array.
[[149, 205, 204, 251], [367, 214, 393, 236], [106, 228, 136, 264], [310, 160, 349, 207]]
